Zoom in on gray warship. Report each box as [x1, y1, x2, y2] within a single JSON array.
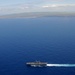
[[26, 61, 47, 67]]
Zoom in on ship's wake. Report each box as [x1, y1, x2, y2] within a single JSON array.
[[47, 64, 75, 67]]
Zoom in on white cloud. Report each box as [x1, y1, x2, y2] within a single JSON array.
[[40, 4, 75, 12], [0, 3, 75, 15], [42, 4, 75, 8], [42, 4, 59, 8], [42, 6, 49, 8]]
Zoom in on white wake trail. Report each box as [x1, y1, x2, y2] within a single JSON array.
[[47, 64, 75, 67]]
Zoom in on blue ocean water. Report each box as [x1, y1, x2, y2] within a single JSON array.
[[0, 17, 75, 75]]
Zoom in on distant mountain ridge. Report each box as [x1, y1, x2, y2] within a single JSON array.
[[0, 12, 75, 18]]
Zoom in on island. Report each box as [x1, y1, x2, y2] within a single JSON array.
[[0, 12, 75, 18]]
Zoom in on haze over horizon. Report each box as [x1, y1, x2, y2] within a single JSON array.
[[0, 0, 75, 15]]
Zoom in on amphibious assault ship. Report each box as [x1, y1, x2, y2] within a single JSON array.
[[26, 61, 47, 67]]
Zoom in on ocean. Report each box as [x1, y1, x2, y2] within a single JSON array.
[[0, 17, 75, 75]]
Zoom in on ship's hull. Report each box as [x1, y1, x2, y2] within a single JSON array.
[[26, 61, 47, 67], [27, 64, 47, 67]]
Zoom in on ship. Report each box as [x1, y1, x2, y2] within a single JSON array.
[[26, 61, 47, 67]]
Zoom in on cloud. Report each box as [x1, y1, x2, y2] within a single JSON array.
[[42, 4, 75, 8], [0, 3, 75, 15], [40, 4, 75, 12], [42, 4, 58, 8], [43, 0, 63, 2]]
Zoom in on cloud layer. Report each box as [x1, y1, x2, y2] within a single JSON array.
[[0, 3, 75, 15]]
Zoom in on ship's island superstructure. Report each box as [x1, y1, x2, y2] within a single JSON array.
[[26, 61, 47, 67]]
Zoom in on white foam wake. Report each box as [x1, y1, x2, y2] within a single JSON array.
[[47, 64, 75, 67]]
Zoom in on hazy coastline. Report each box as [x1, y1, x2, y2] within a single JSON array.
[[0, 12, 75, 18]]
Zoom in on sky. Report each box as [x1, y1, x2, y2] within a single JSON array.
[[0, 0, 75, 15]]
